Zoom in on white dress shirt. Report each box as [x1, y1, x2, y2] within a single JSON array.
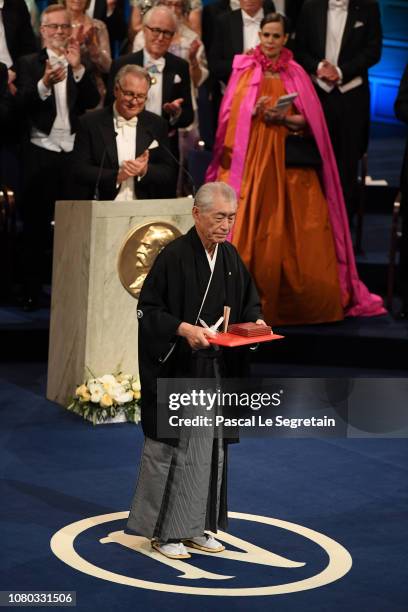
[[242, 8, 264, 52], [31, 49, 85, 152], [143, 49, 165, 117], [0, 2, 13, 68], [114, 105, 137, 201], [86, 0, 96, 18], [316, 0, 362, 94], [274, 0, 286, 15]]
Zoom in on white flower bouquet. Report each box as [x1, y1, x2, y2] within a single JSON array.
[[67, 373, 141, 425]]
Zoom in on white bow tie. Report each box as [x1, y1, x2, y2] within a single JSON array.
[[116, 115, 138, 128], [145, 57, 165, 73], [243, 14, 262, 26], [47, 52, 69, 68], [328, 0, 348, 11]]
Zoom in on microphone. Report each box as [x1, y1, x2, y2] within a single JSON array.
[[93, 145, 108, 201], [145, 129, 197, 196]]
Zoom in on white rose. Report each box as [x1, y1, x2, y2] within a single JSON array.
[[113, 390, 134, 405], [111, 383, 125, 402], [90, 388, 103, 403], [88, 379, 104, 395], [99, 374, 116, 384], [99, 375, 116, 396]]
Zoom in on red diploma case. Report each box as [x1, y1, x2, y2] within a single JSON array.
[[207, 325, 284, 347]]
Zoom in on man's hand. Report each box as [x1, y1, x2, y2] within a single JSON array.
[[177, 322, 215, 350], [163, 98, 183, 117], [43, 59, 66, 88], [7, 69, 17, 95], [188, 39, 201, 62], [255, 319, 267, 326], [317, 60, 340, 84], [71, 23, 86, 45], [117, 150, 149, 183], [65, 39, 82, 70]]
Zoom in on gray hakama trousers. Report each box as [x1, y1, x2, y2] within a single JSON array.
[[126, 429, 226, 542], [127, 351, 228, 542]]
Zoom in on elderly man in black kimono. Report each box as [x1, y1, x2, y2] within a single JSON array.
[[126, 181, 266, 560]]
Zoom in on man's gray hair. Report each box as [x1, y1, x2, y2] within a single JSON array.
[[114, 64, 151, 88], [194, 182, 237, 211], [143, 5, 178, 30], [41, 4, 69, 24]]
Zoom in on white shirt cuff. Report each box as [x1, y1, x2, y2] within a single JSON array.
[[38, 79, 51, 100]]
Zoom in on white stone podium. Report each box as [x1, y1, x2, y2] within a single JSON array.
[[46, 198, 193, 406]]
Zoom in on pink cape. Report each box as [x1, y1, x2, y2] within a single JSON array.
[[206, 50, 385, 318]]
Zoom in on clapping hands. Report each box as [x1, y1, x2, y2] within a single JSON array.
[[117, 150, 149, 184]]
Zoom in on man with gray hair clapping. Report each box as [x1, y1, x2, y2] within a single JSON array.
[[106, 5, 194, 171], [72, 63, 177, 199]]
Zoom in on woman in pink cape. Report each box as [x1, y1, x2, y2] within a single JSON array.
[[206, 12, 385, 325]]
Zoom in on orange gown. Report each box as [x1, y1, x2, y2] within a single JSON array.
[[218, 75, 343, 326]]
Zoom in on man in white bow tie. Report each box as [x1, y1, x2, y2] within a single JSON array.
[[16, 4, 100, 310], [72, 63, 177, 201], [106, 5, 194, 167], [209, 0, 275, 87], [295, 0, 382, 221]]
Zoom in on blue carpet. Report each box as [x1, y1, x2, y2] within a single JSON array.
[[1, 377, 407, 611]]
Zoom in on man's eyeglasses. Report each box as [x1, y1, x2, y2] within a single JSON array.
[[43, 23, 72, 31], [144, 24, 175, 40], [117, 82, 148, 102], [164, 1, 184, 7]]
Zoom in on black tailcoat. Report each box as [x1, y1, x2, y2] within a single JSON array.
[[294, 0, 382, 215], [71, 106, 177, 199], [394, 63, 408, 304], [106, 50, 194, 129], [209, 1, 275, 85], [16, 49, 100, 136], [2, 0, 37, 68]]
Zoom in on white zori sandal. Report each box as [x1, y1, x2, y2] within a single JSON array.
[[183, 533, 225, 553], [151, 540, 191, 559]]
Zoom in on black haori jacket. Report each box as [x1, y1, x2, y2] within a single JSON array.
[[137, 226, 263, 445]]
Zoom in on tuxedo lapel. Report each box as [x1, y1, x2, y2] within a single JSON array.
[[136, 111, 155, 157], [66, 67, 77, 111], [98, 107, 118, 167], [162, 53, 175, 106], [340, 1, 359, 52], [39, 49, 57, 117], [92, 0, 107, 20], [315, 0, 329, 58], [232, 11, 244, 53]]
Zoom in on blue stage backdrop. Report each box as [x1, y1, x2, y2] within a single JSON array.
[[368, 0, 407, 125]]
